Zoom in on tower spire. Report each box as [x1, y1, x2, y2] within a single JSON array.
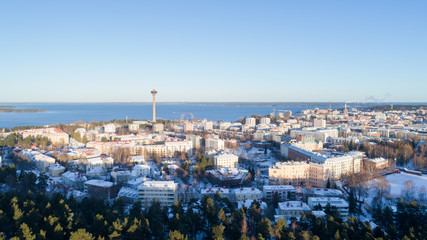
[[151, 89, 157, 122]]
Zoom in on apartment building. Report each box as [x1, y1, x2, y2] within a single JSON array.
[[34, 154, 56, 172], [245, 117, 256, 127], [213, 152, 239, 169], [290, 128, 338, 142], [138, 181, 178, 208], [233, 187, 262, 201], [186, 134, 202, 149], [18, 128, 69, 145], [205, 138, 224, 151], [278, 201, 311, 219], [135, 140, 192, 158], [263, 185, 296, 202], [307, 197, 349, 217], [201, 187, 230, 200]]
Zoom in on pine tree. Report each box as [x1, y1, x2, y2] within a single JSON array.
[[239, 234, 250, 240], [257, 217, 272, 239], [168, 230, 188, 240], [212, 224, 225, 240], [17, 223, 36, 240], [69, 229, 95, 240], [272, 217, 286, 239]]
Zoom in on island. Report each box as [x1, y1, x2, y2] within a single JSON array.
[[0, 106, 47, 113]]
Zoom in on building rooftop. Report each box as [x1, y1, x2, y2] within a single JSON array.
[[138, 180, 177, 189], [263, 185, 296, 191], [303, 188, 343, 196], [278, 201, 311, 211], [85, 179, 114, 188], [201, 187, 229, 195], [234, 187, 262, 194]]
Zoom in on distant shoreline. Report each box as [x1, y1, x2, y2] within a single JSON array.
[[0, 106, 47, 113]]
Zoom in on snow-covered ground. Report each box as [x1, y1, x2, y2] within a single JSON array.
[[380, 172, 427, 196]]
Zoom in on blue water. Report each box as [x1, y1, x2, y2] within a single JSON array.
[[0, 103, 330, 128]]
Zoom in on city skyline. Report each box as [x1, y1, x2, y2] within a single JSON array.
[[1, 1, 426, 102]]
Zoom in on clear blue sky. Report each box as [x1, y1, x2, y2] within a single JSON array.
[[0, 1, 426, 102]]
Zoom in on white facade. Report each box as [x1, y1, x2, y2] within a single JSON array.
[[152, 123, 164, 133], [48, 164, 65, 177], [233, 187, 262, 201], [135, 140, 192, 158], [204, 121, 214, 131], [213, 153, 239, 169], [278, 201, 311, 218], [104, 123, 117, 133], [260, 117, 271, 125], [138, 181, 178, 208], [129, 124, 140, 133], [86, 157, 113, 171], [186, 135, 202, 149], [307, 197, 349, 217], [290, 129, 338, 142], [205, 138, 225, 151], [34, 154, 56, 172], [132, 164, 151, 177], [245, 117, 256, 127], [314, 119, 326, 128]]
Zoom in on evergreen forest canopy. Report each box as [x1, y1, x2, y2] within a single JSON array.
[[0, 186, 425, 240]]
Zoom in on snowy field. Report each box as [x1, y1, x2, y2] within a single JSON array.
[[372, 172, 427, 196]]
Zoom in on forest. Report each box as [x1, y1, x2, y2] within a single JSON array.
[[0, 174, 425, 240]]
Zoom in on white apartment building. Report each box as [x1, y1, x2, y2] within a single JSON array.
[[132, 164, 151, 177], [307, 197, 349, 217], [233, 187, 262, 201], [62, 171, 87, 190], [205, 138, 224, 151], [184, 122, 193, 132], [128, 124, 140, 133], [245, 117, 256, 127], [48, 164, 65, 177], [135, 140, 192, 158], [34, 154, 56, 172], [138, 181, 178, 208], [260, 117, 271, 125], [278, 201, 311, 218], [263, 185, 296, 202], [152, 123, 164, 133], [186, 135, 202, 149], [324, 153, 362, 179], [213, 153, 239, 169], [85, 157, 114, 171], [290, 128, 338, 142], [204, 121, 214, 131], [104, 123, 117, 133], [18, 128, 69, 145], [314, 119, 326, 128]]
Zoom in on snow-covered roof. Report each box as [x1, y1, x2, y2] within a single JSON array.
[[234, 187, 262, 194], [278, 201, 310, 211], [84, 179, 114, 188], [263, 185, 296, 191]]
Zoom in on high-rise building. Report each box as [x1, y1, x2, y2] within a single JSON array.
[[151, 89, 157, 122]]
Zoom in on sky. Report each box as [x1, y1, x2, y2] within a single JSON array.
[[0, 1, 426, 102]]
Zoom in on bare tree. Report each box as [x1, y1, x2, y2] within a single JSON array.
[[401, 180, 416, 202]]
